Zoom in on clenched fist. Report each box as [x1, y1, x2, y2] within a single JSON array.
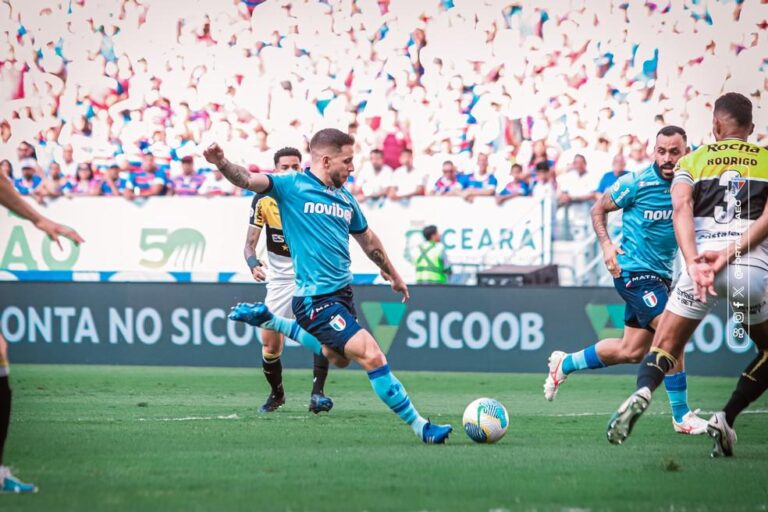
[[203, 143, 225, 167]]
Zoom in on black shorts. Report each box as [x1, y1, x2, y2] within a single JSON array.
[[292, 286, 363, 354], [613, 272, 671, 330]]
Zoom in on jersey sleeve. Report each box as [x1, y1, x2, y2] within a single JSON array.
[[249, 195, 263, 227], [348, 195, 368, 234], [609, 173, 638, 209], [264, 172, 297, 201], [672, 154, 695, 188]]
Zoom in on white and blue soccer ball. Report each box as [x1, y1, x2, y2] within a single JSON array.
[[462, 398, 509, 444]]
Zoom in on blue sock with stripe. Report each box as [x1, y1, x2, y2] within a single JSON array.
[[368, 364, 428, 436], [562, 344, 606, 375], [664, 371, 690, 423], [261, 316, 323, 356]]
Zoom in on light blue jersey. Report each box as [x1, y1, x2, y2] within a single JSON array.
[[610, 164, 677, 279], [265, 170, 368, 297]]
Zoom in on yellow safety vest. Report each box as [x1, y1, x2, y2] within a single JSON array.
[[415, 241, 448, 284]]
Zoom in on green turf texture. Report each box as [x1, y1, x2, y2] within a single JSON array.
[[2, 365, 767, 512]]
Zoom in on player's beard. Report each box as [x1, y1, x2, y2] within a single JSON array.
[[659, 163, 674, 179], [330, 169, 347, 188]]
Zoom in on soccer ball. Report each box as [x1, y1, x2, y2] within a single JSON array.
[[462, 398, 509, 444]]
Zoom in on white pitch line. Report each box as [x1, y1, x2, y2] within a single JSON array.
[[129, 410, 768, 423], [138, 414, 240, 422], [543, 409, 768, 418]]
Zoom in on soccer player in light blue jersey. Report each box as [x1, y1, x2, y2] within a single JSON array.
[[544, 126, 709, 435], [203, 129, 452, 444]]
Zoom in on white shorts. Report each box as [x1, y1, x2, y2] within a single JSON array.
[[265, 279, 295, 319], [666, 265, 768, 324]]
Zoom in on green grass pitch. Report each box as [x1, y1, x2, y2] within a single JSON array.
[[3, 365, 768, 511]]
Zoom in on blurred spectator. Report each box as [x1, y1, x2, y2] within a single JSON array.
[[414, 225, 451, 285], [496, 164, 531, 205], [0, 160, 12, 181], [36, 162, 73, 201], [70, 163, 100, 196], [625, 141, 652, 173], [199, 169, 236, 196], [17, 141, 36, 161], [531, 161, 559, 234], [14, 160, 42, 196], [531, 161, 558, 200], [431, 160, 462, 196], [0, 0, 762, 204], [247, 129, 274, 171], [528, 140, 557, 176], [461, 153, 498, 202], [354, 149, 393, 201], [589, 137, 614, 178], [595, 155, 630, 194], [171, 156, 205, 196], [381, 115, 410, 171], [99, 164, 128, 197], [125, 154, 169, 198], [56, 145, 78, 178], [558, 155, 599, 205], [389, 149, 426, 201]]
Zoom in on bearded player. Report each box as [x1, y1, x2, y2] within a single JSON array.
[[545, 126, 709, 434], [606, 92, 768, 457], [205, 129, 452, 444]]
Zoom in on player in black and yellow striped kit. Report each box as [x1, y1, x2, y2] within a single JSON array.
[[607, 92, 768, 457], [244, 147, 333, 414]]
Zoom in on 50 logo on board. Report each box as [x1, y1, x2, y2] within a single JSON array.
[[139, 228, 206, 269], [1, 213, 80, 270]]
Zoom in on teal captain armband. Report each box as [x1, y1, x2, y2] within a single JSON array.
[[246, 255, 261, 270]]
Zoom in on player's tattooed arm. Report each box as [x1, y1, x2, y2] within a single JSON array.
[[353, 228, 410, 302], [354, 229, 394, 274], [591, 191, 624, 278], [203, 143, 271, 193], [590, 191, 620, 246]]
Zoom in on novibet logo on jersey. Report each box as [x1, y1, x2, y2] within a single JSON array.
[[360, 302, 407, 355]]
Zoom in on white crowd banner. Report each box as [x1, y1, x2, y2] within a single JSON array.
[[0, 196, 551, 281]]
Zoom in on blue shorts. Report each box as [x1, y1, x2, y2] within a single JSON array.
[[292, 285, 363, 354], [613, 272, 671, 330]]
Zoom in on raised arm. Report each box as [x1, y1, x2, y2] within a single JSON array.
[[203, 143, 272, 193], [352, 228, 410, 302], [591, 191, 624, 278], [0, 175, 84, 247]]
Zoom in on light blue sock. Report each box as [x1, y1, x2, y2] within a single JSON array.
[[562, 344, 606, 375], [664, 371, 690, 423], [368, 364, 427, 437], [261, 316, 323, 356]]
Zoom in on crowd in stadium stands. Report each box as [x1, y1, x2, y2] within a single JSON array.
[[0, 0, 764, 206]]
